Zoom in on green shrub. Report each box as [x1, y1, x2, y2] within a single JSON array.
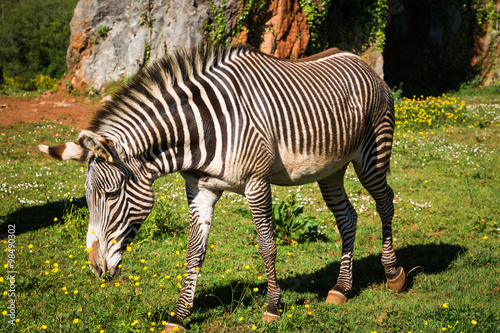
[[272, 194, 322, 244], [0, 0, 78, 81], [136, 199, 185, 242]]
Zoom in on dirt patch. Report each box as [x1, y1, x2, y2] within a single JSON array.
[[0, 91, 100, 129]]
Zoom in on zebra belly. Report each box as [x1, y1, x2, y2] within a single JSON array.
[[270, 149, 355, 186]]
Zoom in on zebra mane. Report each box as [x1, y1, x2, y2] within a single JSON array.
[[88, 44, 254, 133]]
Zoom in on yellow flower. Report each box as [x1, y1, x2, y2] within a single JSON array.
[[54, 217, 58, 222], [245, 265, 250, 270], [74, 290, 79, 294], [239, 317, 244, 321], [442, 303, 449, 308], [483, 236, 488, 240], [308, 311, 312, 315], [73, 318, 79, 324], [127, 246, 132, 251], [304, 304, 310, 308], [2, 311, 7, 315], [101, 283, 106, 288], [252, 326, 257, 330], [253, 287, 259, 292], [62, 287, 67, 291], [114, 282, 120, 287], [28, 244, 33, 249], [41, 325, 48, 329], [141, 259, 145, 263], [471, 320, 477, 325]]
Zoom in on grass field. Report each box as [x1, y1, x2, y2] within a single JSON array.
[[1, 86, 499, 332]]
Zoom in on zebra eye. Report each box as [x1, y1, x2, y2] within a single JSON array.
[[105, 189, 120, 198]]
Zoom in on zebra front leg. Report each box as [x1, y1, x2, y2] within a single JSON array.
[[318, 167, 357, 304], [166, 184, 223, 333], [245, 179, 281, 322]]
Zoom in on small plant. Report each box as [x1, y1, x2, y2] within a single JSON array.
[[204, 0, 230, 46], [97, 25, 110, 39], [272, 194, 321, 244], [137, 199, 184, 242]]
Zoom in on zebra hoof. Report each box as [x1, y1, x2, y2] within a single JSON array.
[[262, 311, 280, 322], [162, 323, 186, 333], [325, 290, 347, 304], [387, 266, 406, 292]]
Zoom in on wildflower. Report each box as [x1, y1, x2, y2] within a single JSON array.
[[442, 303, 449, 308], [127, 246, 132, 251], [245, 265, 250, 270], [257, 276, 262, 280], [74, 290, 79, 294], [41, 325, 48, 330], [101, 283, 106, 288], [115, 282, 120, 287], [2, 311, 7, 315], [471, 320, 477, 325], [252, 326, 257, 330], [305, 304, 310, 308], [483, 236, 488, 240], [307, 311, 312, 315], [28, 244, 33, 249], [141, 259, 145, 263], [253, 287, 259, 292], [54, 217, 58, 222], [239, 317, 244, 321], [73, 318, 79, 324], [112, 239, 117, 244]]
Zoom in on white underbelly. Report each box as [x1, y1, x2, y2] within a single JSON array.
[[270, 148, 354, 186]]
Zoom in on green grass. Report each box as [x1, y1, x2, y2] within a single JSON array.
[[0, 87, 499, 332]]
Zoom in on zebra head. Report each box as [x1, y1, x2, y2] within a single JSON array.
[[39, 130, 155, 280]]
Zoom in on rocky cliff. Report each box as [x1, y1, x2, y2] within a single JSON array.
[[66, 0, 499, 93]]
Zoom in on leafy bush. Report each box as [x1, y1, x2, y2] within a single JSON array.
[[0, 0, 78, 82], [272, 195, 322, 244], [137, 199, 185, 242]]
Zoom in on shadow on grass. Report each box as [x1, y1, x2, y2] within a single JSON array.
[[0, 198, 87, 237], [185, 243, 464, 323]]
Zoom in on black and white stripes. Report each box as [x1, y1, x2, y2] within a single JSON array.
[[40, 44, 405, 330]]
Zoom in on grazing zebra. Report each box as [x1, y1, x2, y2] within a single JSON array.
[[39, 44, 405, 332]]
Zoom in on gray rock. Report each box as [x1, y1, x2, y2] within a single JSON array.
[[68, 0, 239, 91]]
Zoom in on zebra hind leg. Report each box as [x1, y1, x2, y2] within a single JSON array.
[[165, 184, 223, 332], [245, 178, 281, 321], [318, 165, 357, 304], [353, 141, 406, 292]]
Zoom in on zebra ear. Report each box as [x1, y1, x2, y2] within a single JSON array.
[[38, 142, 87, 162], [78, 130, 120, 164]]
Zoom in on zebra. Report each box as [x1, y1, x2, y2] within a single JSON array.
[[39, 44, 405, 332]]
